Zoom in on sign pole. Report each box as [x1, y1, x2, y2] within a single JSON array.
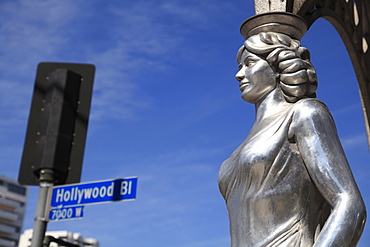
[[31, 169, 55, 247]]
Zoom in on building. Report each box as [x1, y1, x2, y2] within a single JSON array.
[[19, 229, 99, 247], [0, 175, 28, 247]]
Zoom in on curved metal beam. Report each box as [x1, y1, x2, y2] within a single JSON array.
[[300, 0, 370, 146]]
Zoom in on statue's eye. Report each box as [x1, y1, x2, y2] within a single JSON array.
[[245, 60, 255, 67]]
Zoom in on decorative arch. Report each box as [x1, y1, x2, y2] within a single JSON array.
[[254, 0, 370, 144]]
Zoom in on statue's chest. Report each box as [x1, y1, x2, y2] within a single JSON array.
[[237, 118, 289, 177], [218, 113, 294, 198]]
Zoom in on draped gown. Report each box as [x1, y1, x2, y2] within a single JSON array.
[[218, 98, 332, 247]]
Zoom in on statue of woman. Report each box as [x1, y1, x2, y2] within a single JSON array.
[[218, 13, 366, 247]]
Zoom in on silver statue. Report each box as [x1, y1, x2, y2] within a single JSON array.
[[218, 12, 366, 247]]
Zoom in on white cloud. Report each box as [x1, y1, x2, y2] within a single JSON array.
[[341, 133, 368, 149], [0, 0, 238, 129], [0, 0, 77, 68]]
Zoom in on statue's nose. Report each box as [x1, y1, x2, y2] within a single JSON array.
[[235, 69, 245, 82]]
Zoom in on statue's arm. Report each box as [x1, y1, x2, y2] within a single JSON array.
[[290, 99, 366, 247]]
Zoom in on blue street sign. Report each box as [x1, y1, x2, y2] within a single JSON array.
[[50, 177, 137, 208], [49, 206, 84, 221]]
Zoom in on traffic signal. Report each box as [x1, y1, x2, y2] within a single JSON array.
[[18, 63, 95, 185]]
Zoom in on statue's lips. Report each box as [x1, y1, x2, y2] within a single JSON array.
[[239, 81, 249, 91]]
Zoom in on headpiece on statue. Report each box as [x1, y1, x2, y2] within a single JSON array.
[[240, 12, 308, 41]]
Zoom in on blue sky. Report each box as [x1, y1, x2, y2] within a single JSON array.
[[0, 0, 369, 246]]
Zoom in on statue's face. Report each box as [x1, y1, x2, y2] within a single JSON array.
[[235, 49, 276, 104]]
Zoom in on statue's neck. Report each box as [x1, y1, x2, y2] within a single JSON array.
[[254, 88, 291, 123]]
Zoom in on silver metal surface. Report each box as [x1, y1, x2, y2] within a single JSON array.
[[219, 13, 366, 247], [253, 0, 370, 147]]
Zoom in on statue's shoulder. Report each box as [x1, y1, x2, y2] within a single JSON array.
[[292, 98, 330, 117], [289, 98, 336, 137], [290, 98, 335, 128]]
